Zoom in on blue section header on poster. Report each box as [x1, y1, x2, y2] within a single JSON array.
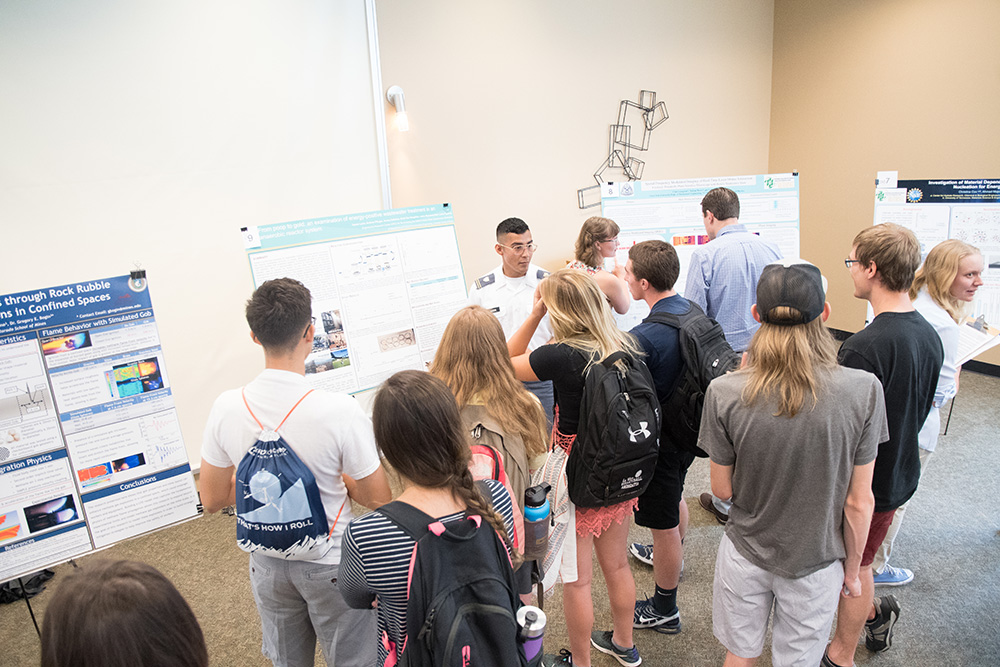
[[249, 204, 455, 251], [0, 275, 152, 337], [897, 179, 1000, 203], [81, 463, 192, 502], [0, 448, 69, 475], [58, 389, 174, 423], [0, 521, 88, 555]]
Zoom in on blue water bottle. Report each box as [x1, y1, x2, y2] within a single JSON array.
[[523, 483, 551, 562]]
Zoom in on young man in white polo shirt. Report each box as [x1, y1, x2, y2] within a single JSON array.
[[200, 277, 391, 667]]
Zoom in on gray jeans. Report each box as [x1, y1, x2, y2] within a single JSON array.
[[249, 552, 376, 667]]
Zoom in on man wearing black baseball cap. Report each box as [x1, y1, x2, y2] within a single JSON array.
[[699, 258, 887, 667]]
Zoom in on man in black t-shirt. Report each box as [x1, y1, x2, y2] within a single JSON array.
[[824, 224, 943, 667]]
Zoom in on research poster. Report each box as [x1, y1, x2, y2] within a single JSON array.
[[874, 177, 1000, 328], [243, 204, 467, 394], [0, 276, 200, 582], [601, 173, 801, 329]]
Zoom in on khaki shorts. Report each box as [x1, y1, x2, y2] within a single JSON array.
[[713, 534, 843, 666]]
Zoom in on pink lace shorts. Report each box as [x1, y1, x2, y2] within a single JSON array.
[[552, 420, 638, 538]]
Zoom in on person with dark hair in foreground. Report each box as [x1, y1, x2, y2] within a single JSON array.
[[340, 370, 516, 667], [41, 559, 208, 667]]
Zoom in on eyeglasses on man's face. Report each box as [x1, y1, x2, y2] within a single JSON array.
[[499, 242, 538, 254], [844, 258, 863, 268]]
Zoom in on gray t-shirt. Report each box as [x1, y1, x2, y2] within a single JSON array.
[[700, 365, 888, 578]]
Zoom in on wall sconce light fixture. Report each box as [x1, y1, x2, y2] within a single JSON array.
[[386, 85, 409, 132]]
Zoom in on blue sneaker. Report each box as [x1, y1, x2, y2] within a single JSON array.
[[873, 564, 913, 587], [590, 630, 641, 666]]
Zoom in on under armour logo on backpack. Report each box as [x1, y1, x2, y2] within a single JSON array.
[[628, 421, 650, 442]]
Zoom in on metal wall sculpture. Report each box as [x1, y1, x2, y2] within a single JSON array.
[[578, 90, 669, 208]]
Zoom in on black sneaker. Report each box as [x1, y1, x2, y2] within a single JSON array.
[[820, 648, 854, 667], [541, 649, 573, 666], [865, 594, 901, 653], [590, 630, 641, 666], [633, 597, 681, 634], [629, 542, 654, 566]]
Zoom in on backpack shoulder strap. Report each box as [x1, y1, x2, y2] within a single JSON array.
[[376, 501, 436, 542], [241, 388, 315, 432], [600, 350, 629, 369], [470, 442, 503, 482], [642, 301, 702, 329]]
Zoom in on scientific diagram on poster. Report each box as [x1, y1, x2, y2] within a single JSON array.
[[242, 204, 467, 394], [874, 175, 1000, 329], [0, 276, 200, 582], [601, 173, 801, 329]]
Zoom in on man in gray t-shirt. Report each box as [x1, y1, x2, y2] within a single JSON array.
[[699, 260, 887, 667]]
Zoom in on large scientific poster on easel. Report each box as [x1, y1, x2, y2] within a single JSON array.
[[242, 204, 467, 394], [0, 276, 200, 583], [601, 173, 801, 329], [873, 175, 1000, 327]]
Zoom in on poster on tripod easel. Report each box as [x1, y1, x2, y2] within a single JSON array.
[[0, 275, 200, 583]]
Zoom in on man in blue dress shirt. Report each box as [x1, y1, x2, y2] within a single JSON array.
[[684, 187, 781, 523]]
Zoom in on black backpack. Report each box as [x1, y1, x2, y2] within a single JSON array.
[[643, 302, 741, 457], [568, 351, 661, 508], [376, 491, 527, 667]]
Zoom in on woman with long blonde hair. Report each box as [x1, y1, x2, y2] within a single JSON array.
[[869, 239, 984, 584], [508, 268, 643, 667], [569, 216, 631, 314]]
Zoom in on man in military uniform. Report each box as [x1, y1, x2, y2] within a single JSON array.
[[468, 217, 554, 427]]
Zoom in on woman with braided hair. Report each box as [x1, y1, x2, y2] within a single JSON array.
[[340, 370, 515, 667]]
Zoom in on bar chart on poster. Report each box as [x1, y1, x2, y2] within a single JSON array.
[[601, 173, 801, 330], [874, 174, 1000, 329], [243, 204, 468, 395], [0, 275, 200, 582]]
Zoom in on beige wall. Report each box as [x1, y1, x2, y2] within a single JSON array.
[[376, 0, 775, 283], [769, 0, 1000, 363], [1, 1, 384, 466]]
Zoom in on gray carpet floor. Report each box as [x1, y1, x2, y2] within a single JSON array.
[[3, 372, 998, 666]]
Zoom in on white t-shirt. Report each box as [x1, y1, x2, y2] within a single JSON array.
[[468, 263, 554, 350], [913, 288, 961, 452], [201, 368, 381, 564]]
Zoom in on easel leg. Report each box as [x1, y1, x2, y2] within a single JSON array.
[[943, 396, 957, 436]]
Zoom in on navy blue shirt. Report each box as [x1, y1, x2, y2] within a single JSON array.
[[629, 294, 689, 399]]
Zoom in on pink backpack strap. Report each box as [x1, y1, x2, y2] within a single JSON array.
[[381, 631, 398, 667], [242, 388, 315, 431]]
